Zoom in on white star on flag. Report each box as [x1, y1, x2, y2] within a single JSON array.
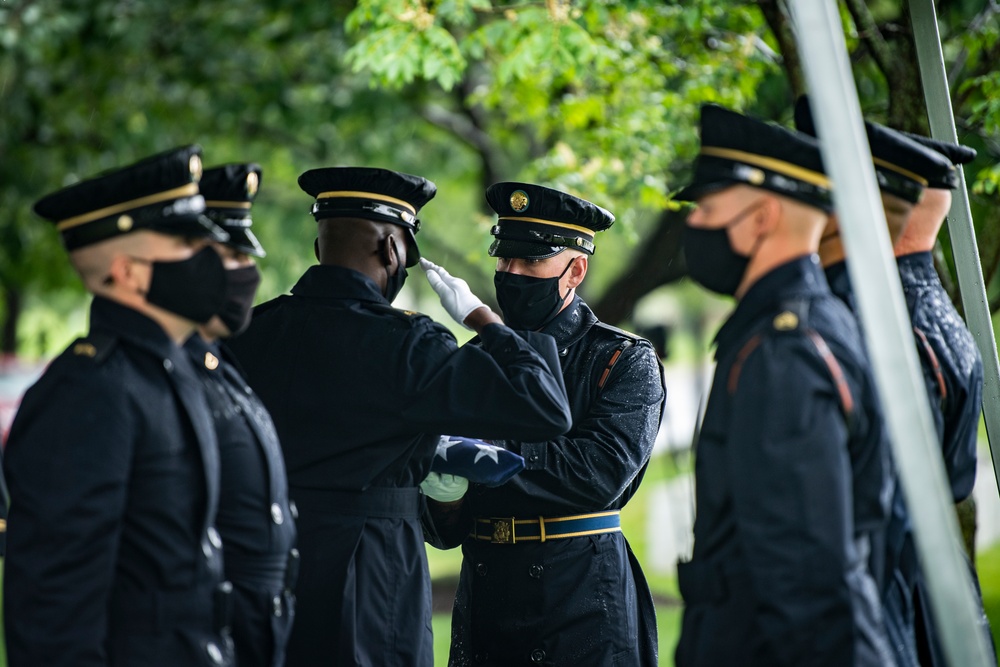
[[473, 443, 501, 464], [435, 437, 462, 461]]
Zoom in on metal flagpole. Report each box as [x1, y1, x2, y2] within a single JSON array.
[[786, 1, 994, 665], [910, 0, 1000, 490]]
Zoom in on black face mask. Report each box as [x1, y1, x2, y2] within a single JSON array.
[[383, 237, 408, 303], [218, 265, 261, 336], [140, 246, 228, 324], [682, 203, 762, 296], [494, 256, 576, 331]]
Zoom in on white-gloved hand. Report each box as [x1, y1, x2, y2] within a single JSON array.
[[419, 471, 469, 503], [419, 257, 486, 329]]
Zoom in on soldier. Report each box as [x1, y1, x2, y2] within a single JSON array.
[[5, 146, 235, 667], [184, 163, 298, 667], [427, 183, 666, 667], [890, 136, 994, 666], [795, 98, 963, 667], [226, 167, 572, 666], [672, 105, 894, 667]]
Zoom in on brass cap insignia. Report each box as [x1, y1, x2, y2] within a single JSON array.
[[510, 190, 529, 213], [773, 311, 799, 330], [117, 214, 134, 232], [73, 342, 97, 357], [204, 351, 219, 370], [189, 154, 203, 182], [246, 172, 259, 197]]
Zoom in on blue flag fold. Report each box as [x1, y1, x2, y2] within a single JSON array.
[[429, 436, 525, 486]]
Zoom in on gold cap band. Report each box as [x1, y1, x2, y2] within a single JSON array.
[[498, 216, 596, 240], [204, 200, 252, 209], [700, 147, 832, 189], [316, 190, 416, 215], [872, 157, 929, 187], [56, 183, 200, 231]]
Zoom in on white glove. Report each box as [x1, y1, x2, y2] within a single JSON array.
[[419, 257, 486, 329], [420, 471, 469, 503]]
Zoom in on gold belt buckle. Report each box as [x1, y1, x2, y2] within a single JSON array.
[[490, 517, 515, 544]]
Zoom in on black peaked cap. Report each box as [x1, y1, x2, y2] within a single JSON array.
[[794, 96, 954, 202], [674, 104, 833, 213], [298, 166, 436, 267], [900, 131, 977, 189], [34, 145, 228, 251], [201, 163, 266, 257], [486, 182, 615, 259]]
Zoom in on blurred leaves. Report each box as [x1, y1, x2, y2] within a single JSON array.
[[1, 0, 999, 356]]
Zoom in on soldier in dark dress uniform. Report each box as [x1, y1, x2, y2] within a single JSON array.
[[4, 146, 236, 667], [795, 98, 972, 667], [672, 105, 894, 667], [227, 167, 572, 667], [427, 183, 665, 667], [185, 163, 298, 667], [890, 137, 994, 667]]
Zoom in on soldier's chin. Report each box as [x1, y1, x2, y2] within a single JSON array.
[[201, 315, 232, 340]]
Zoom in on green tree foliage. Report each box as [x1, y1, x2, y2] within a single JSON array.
[[1, 0, 998, 356]]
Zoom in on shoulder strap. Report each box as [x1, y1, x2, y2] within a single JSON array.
[[70, 331, 117, 365], [912, 326, 947, 401], [597, 338, 635, 392], [727, 297, 855, 424], [361, 302, 424, 322]]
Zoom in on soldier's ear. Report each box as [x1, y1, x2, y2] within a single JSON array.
[[381, 234, 401, 271], [566, 255, 588, 289], [756, 196, 781, 235]]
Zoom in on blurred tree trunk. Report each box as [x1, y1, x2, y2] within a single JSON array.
[[590, 209, 687, 324]]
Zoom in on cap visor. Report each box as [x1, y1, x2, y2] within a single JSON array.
[[222, 227, 266, 258], [489, 239, 565, 260], [404, 229, 420, 267], [150, 214, 229, 242]]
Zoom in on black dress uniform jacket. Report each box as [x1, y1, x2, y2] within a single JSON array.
[[4, 297, 232, 667], [227, 265, 571, 667], [897, 252, 981, 502], [896, 252, 992, 667], [437, 296, 665, 667], [675, 256, 893, 667], [185, 335, 298, 667]]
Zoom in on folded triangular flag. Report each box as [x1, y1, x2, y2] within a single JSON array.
[[430, 435, 525, 486]]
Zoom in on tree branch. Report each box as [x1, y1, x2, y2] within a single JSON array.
[[757, 0, 806, 98], [842, 0, 895, 79]]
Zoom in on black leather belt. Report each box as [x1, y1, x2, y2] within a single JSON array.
[[471, 510, 621, 544], [290, 486, 421, 519], [225, 552, 290, 591]]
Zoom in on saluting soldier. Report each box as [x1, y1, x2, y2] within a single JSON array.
[[673, 105, 894, 667], [227, 167, 572, 667], [184, 163, 298, 667], [4, 146, 235, 667], [427, 183, 665, 667], [796, 98, 964, 667], [890, 136, 994, 667]]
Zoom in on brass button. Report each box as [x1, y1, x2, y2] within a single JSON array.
[[270, 503, 284, 524], [207, 527, 222, 549], [206, 641, 224, 665], [204, 351, 219, 370]]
